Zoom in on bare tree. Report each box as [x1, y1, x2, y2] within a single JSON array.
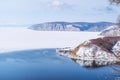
[[109, 0, 120, 27], [117, 15, 120, 27], [109, 0, 120, 4]]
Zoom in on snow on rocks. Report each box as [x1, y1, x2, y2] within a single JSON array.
[[75, 60, 115, 67], [68, 37, 120, 61], [112, 41, 120, 58], [100, 25, 120, 36]]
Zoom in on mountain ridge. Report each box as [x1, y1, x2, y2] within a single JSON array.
[[29, 21, 115, 32]]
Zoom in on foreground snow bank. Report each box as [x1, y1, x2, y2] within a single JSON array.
[[0, 27, 99, 53]]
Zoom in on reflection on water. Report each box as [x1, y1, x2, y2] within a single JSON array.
[[0, 49, 119, 80], [73, 59, 115, 68]]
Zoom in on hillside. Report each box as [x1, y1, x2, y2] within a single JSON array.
[[29, 22, 114, 32], [100, 25, 120, 36], [69, 37, 120, 61]]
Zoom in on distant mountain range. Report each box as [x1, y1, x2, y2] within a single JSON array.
[[29, 22, 115, 32]]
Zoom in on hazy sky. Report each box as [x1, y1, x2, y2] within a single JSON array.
[[0, 0, 120, 24]]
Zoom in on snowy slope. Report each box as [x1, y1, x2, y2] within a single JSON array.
[[70, 37, 120, 61], [29, 22, 114, 32], [100, 25, 120, 36]]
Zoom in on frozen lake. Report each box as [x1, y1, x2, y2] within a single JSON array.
[[0, 27, 100, 53]]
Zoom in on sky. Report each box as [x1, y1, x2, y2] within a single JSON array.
[[0, 0, 120, 25]]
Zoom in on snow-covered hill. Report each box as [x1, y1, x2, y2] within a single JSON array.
[[69, 37, 120, 61], [29, 22, 114, 32], [100, 25, 120, 36]]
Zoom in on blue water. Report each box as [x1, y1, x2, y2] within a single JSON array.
[[0, 49, 120, 80]]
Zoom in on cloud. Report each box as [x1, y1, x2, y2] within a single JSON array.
[[105, 6, 114, 12], [102, 6, 115, 13], [51, 0, 63, 8], [50, 0, 73, 9], [91, 5, 117, 14]]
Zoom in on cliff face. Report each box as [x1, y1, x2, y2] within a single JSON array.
[[29, 22, 114, 31], [71, 37, 120, 61]]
